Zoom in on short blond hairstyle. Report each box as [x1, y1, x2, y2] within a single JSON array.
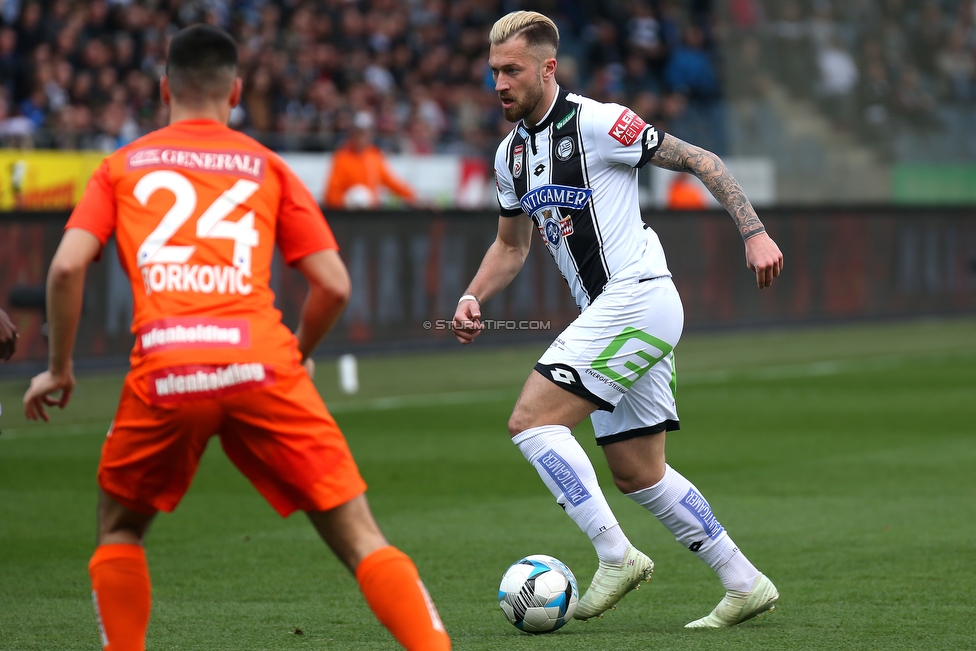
[[488, 10, 559, 56]]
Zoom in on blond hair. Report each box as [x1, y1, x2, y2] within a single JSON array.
[[488, 11, 559, 56]]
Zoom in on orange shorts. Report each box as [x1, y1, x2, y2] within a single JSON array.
[[98, 364, 366, 517]]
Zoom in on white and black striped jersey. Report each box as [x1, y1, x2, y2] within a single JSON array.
[[494, 87, 671, 310]]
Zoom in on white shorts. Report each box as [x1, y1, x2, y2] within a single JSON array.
[[535, 276, 684, 445]]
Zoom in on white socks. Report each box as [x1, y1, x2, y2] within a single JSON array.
[[513, 425, 631, 564], [627, 464, 759, 593], [514, 428, 760, 589]]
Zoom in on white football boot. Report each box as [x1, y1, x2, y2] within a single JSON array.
[[685, 573, 779, 628], [574, 545, 654, 620]]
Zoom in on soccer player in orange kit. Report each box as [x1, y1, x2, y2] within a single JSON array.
[[23, 25, 450, 651], [323, 110, 418, 209]]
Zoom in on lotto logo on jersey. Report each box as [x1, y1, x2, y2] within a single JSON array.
[[643, 126, 660, 152], [127, 147, 266, 181], [609, 109, 646, 147], [136, 317, 251, 355]]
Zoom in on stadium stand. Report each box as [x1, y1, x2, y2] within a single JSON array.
[[0, 0, 973, 169], [0, 0, 731, 160]]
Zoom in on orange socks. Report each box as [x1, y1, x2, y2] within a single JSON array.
[[88, 544, 152, 651], [356, 546, 451, 651], [86, 543, 447, 651]]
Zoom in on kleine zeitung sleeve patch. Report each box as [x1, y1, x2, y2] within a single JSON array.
[[608, 109, 646, 147]]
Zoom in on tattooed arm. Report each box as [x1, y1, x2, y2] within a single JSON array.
[[652, 134, 763, 238], [651, 134, 784, 288]]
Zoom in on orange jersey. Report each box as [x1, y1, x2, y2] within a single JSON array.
[[67, 119, 336, 397]]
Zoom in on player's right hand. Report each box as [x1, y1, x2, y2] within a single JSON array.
[[0, 309, 18, 361], [744, 232, 784, 289], [451, 299, 484, 345], [23, 369, 75, 422]]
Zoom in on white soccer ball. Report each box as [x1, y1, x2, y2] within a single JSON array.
[[498, 554, 578, 633], [343, 184, 377, 208]]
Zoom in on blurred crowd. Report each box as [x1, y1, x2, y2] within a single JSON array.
[[0, 0, 730, 159], [0, 0, 973, 163], [724, 0, 976, 159]]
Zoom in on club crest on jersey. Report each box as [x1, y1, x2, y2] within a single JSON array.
[[609, 108, 646, 147], [513, 144, 524, 178], [540, 207, 574, 248], [556, 136, 574, 161], [544, 217, 561, 247]]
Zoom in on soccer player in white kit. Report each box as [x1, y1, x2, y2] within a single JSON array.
[[452, 11, 785, 628]]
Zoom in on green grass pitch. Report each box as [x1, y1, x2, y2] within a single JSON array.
[[1, 318, 975, 650]]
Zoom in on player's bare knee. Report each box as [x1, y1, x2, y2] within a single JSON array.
[[307, 496, 389, 572], [96, 510, 152, 545], [610, 466, 666, 494], [96, 490, 154, 544], [507, 409, 540, 437], [611, 474, 643, 495], [507, 412, 525, 437]]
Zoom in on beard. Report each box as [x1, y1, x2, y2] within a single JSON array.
[[501, 77, 545, 123]]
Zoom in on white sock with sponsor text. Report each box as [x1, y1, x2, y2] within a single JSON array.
[[626, 464, 758, 592], [513, 425, 630, 564]]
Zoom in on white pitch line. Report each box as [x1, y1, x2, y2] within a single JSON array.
[[684, 348, 976, 385], [3, 349, 973, 440], [328, 389, 514, 413], [0, 390, 517, 441]]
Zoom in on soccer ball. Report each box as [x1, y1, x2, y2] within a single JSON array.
[[343, 184, 377, 208], [498, 554, 578, 633]]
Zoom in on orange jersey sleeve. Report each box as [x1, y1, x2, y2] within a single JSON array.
[[66, 159, 116, 245], [273, 152, 337, 265], [69, 119, 336, 382]]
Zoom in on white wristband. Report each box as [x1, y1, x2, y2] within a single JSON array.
[[458, 294, 480, 305]]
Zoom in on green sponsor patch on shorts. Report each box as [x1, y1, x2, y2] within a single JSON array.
[[590, 326, 674, 390]]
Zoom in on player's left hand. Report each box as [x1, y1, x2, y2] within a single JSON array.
[[23, 369, 75, 422], [0, 309, 18, 361], [744, 232, 784, 289]]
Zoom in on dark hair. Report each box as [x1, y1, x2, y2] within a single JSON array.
[[166, 24, 238, 102]]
